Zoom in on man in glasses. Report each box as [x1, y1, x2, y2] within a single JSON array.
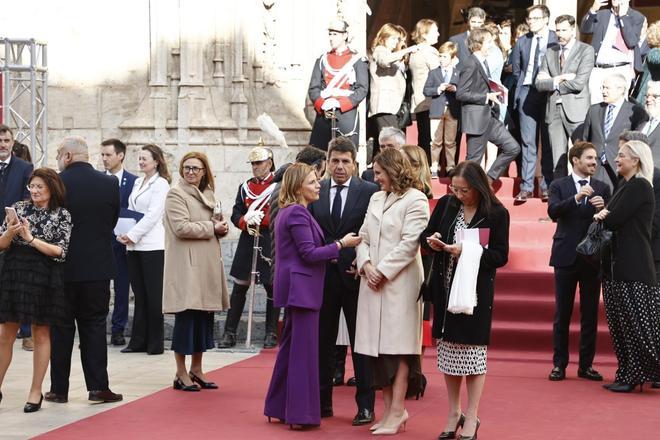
[[218, 146, 280, 349], [641, 81, 660, 159]]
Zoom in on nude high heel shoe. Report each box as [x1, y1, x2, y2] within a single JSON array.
[[373, 410, 409, 435]]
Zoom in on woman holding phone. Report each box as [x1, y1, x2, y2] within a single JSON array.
[[0, 168, 72, 413]]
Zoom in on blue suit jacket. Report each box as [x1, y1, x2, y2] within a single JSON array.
[[512, 30, 558, 101], [580, 8, 645, 60], [112, 169, 137, 251], [1, 156, 33, 222], [423, 67, 461, 119]]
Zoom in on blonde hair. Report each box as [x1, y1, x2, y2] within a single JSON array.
[[372, 23, 407, 53], [648, 20, 660, 49], [401, 145, 433, 198], [411, 19, 438, 44], [373, 149, 424, 194], [621, 141, 654, 186], [279, 163, 315, 208], [438, 41, 457, 57]]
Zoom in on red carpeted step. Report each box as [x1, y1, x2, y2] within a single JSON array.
[[493, 292, 607, 325]]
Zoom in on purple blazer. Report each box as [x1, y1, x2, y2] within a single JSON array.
[[273, 204, 339, 310]]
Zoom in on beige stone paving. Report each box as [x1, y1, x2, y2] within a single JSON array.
[[0, 341, 255, 439]]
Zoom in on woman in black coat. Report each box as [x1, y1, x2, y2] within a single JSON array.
[[420, 161, 509, 440], [594, 140, 660, 393]]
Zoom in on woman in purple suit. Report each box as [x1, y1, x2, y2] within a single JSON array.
[[264, 163, 361, 429]]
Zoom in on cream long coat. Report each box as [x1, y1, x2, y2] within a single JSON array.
[[355, 188, 430, 357], [162, 181, 230, 314]]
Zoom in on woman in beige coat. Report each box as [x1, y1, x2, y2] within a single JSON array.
[[355, 149, 430, 435], [163, 152, 230, 392]]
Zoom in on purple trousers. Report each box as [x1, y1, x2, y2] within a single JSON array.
[[264, 306, 320, 425]]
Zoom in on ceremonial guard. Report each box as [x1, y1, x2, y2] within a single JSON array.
[[308, 19, 369, 149], [218, 147, 280, 349]]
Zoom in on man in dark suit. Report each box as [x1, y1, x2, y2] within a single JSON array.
[[511, 5, 558, 203], [641, 81, 660, 162], [449, 6, 486, 64], [456, 29, 521, 184], [547, 142, 611, 382], [100, 139, 137, 346], [309, 136, 378, 425], [581, 73, 648, 189], [581, 0, 645, 104], [45, 136, 123, 404], [535, 15, 595, 178]]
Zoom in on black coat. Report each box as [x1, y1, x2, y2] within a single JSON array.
[[548, 176, 611, 268], [59, 162, 120, 282], [652, 169, 660, 263], [308, 177, 378, 291], [420, 195, 510, 345], [603, 176, 656, 285]]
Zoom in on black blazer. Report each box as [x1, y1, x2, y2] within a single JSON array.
[[456, 54, 496, 136], [309, 177, 378, 290], [651, 168, 660, 263], [580, 8, 645, 60], [0, 156, 33, 222], [423, 66, 461, 119], [60, 162, 120, 282], [581, 100, 648, 187], [548, 176, 611, 267], [420, 195, 510, 346], [449, 32, 470, 64], [603, 176, 656, 285]]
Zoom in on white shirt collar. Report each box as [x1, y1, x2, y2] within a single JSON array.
[[572, 172, 590, 186], [331, 176, 351, 188], [1, 155, 11, 165], [561, 38, 576, 53]]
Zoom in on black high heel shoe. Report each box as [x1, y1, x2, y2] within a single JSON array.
[[458, 417, 480, 440], [189, 371, 218, 389], [24, 394, 43, 413], [438, 413, 466, 439], [173, 376, 200, 392], [607, 382, 643, 393]]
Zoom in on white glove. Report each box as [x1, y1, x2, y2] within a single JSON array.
[[320, 88, 332, 99], [244, 210, 265, 226], [321, 98, 340, 111]]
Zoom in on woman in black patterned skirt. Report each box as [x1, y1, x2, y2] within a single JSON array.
[[0, 168, 72, 412], [594, 140, 660, 392]]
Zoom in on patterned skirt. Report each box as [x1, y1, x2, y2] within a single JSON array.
[[602, 279, 660, 385], [437, 339, 487, 376]]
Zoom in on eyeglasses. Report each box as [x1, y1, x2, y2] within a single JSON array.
[[449, 185, 472, 195], [27, 184, 46, 191], [526, 16, 546, 21], [183, 166, 205, 174]]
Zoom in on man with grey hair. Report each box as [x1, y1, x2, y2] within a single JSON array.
[[361, 127, 405, 183], [46, 136, 123, 404], [580, 73, 648, 189], [640, 81, 660, 160]]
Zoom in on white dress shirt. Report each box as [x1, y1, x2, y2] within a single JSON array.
[[523, 28, 550, 85], [572, 172, 591, 204], [329, 177, 351, 215]]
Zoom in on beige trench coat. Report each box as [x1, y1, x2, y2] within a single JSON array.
[[355, 188, 430, 357], [162, 181, 230, 314]]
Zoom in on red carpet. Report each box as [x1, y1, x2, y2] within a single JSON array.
[[37, 350, 658, 439]]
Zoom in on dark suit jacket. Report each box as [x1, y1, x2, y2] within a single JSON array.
[[548, 176, 611, 267], [0, 156, 33, 222], [449, 32, 470, 63], [272, 204, 339, 310], [603, 176, 656, 285], [511, 30, 559, 102], [112, 169, 137, 252], [420, 195, 510, 345], [580, 8, 645, 60], [423, 66, 461, 119], [360, 168, 375, 183], [456, 54, 495, 136], [60, 162, 120, 282], [581, 100, 648, 187], [308, 177, 378, 290], [652, 168, 660, 263], [643, 121, 660, 168]]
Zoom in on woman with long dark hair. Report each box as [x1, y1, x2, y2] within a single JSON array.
[[420, 161, 510, 440]]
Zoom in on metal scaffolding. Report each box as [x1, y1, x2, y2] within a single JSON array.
[[0, 38, 48, 165]]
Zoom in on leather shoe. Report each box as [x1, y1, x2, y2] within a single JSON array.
[[320, 405, 333, 418], [514, 190, 532, 204], [577, 367, 603, 381], [217, 332, 236, 349], [605, 382, 641, 393], [263, 332, 277, 349], [110, 333, 126, 346], [120, 346, 144, 353], [44, 391, 68, 403], [89, 390, 123, 403], [22, 337, 34, 351], [24, 394, 43, 413], [333, 372, 344, 386], [346, 376, 356, 387], [352, 408, 375, 426], [548, 367, 565, 381], [541, 190, 549, 202]]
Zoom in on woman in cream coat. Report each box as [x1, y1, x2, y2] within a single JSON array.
[[163, 152, 230, 391], [355, 149, 430, 435]]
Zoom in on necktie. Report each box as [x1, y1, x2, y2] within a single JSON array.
[[532, 36, 542, 80], [578, 179, 588, 204], [604, 104, 615, 138], [443, 69, 448, 83], [331, 185, 344, 228], [559, 46, 566, 71], [645, 118, 656, 135], [483, 59, 491, 78]]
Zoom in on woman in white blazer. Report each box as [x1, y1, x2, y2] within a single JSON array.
[[355, 149, 430, 435], [118, 144, 171, 355]]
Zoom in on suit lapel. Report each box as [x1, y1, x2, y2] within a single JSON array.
[[317, 179, 333, 233], [609, 101, 631, 141], [338, 178, 359, 231], [564, 176, 578, 197], [471, 54, 489, 85]]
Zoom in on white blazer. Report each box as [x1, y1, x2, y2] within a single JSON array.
[[126, 174, 169, 251]]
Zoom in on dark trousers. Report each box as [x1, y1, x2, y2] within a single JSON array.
[[415, 111, 432, 166], [552, 259, 601, 370], [126, 250, 164, 354], [223, 282, 279, 336], [110, 241, 130, 334], [319, 265, 374, 412], [466, 117, 521, 180], [50, 280, 111, 394]]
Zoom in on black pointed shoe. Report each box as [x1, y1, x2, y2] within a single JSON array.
[[548, 367, 565, 381], [189, 371, 218, 389], [217, 332, 236, 349], [24, 394, 43, 413], [577, 367, 603, 381], [352, 408, 375, 426]]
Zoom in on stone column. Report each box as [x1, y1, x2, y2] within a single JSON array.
[[230, 2, 249, 142]]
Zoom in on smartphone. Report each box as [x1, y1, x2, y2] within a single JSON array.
[[4, 207, 19, 224]]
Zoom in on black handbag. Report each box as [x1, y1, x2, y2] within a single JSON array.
[[396, 100, 412, 129], [576, 222, 612, 263]]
